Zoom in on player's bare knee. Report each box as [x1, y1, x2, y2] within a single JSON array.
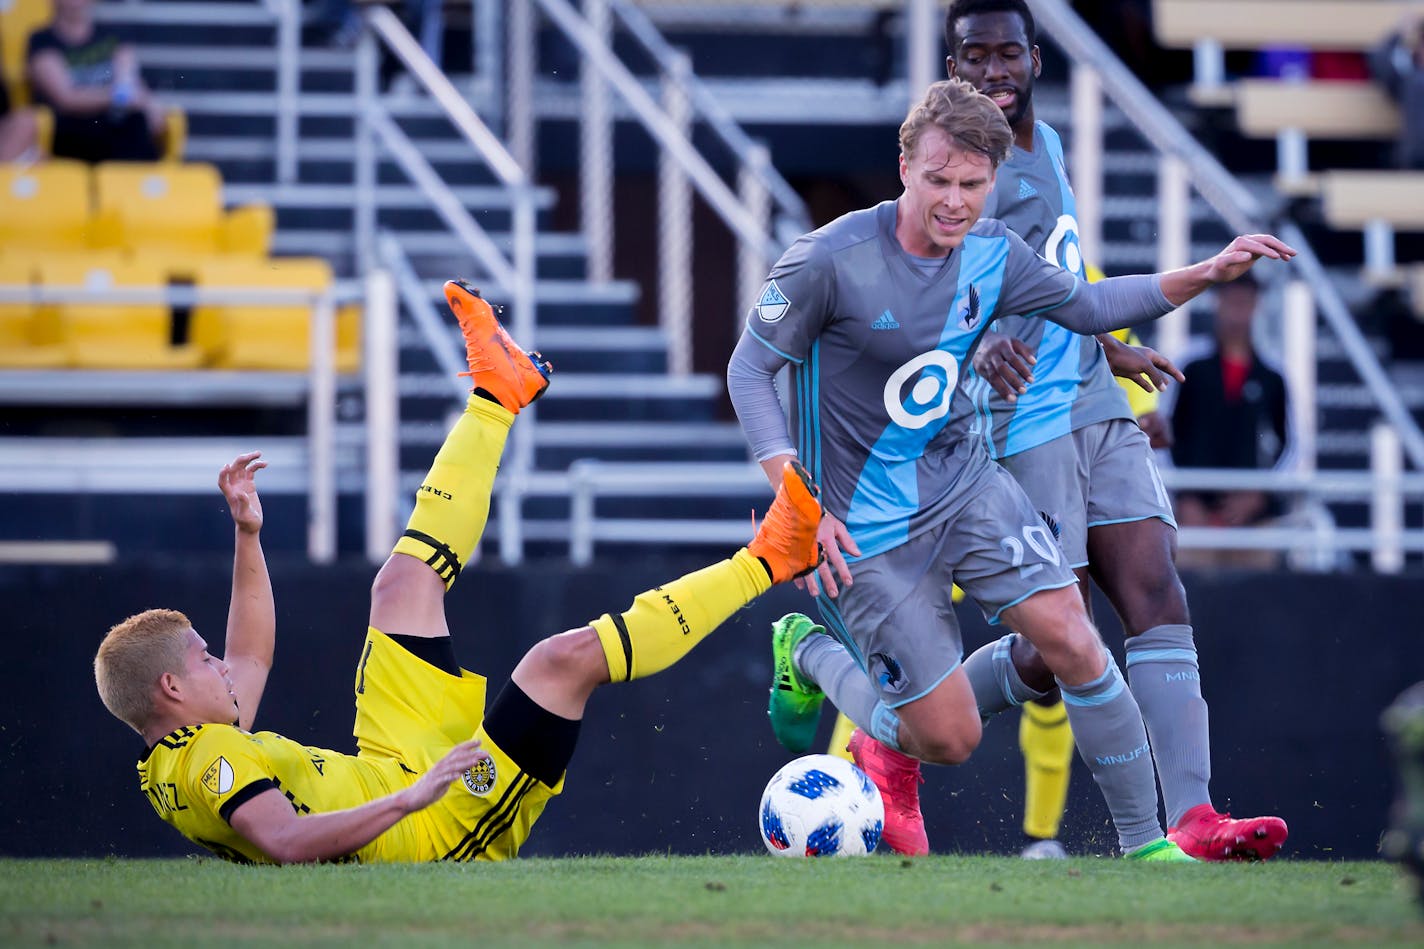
[[523, 627, 607, 689], [914, 722, 982, 765]]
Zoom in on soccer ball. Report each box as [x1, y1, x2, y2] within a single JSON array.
[[758, 754, 884, 857]]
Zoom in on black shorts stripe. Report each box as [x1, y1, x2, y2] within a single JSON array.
[[609, 611, 633, 681], [442, 773, 536, 862], [402, 528, 462, 582], [459, 777, 540, 861], [446, 773, 536, 862]]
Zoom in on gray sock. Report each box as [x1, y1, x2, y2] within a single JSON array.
[[1058, 656, 1163, 852], [963, 633, 1053, 723], [795, 632, 904, 751], [1125, 624, 1212, 828]]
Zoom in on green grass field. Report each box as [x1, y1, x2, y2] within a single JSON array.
[[2, 856, 1420, 948]]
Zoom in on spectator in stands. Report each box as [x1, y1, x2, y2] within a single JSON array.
[[26, 0, 169, 163], [1169, 273, 1293, 569], [1369, 10, 1424, 169], [0, 50, 38, 161]]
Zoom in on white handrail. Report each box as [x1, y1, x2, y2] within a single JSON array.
[[530, 0, 780, 264], [606, 0, 810, 235]]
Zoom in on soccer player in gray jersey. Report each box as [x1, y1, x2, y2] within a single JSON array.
[[938, 0, 1289, 863], [727, 77, 1295, 860]]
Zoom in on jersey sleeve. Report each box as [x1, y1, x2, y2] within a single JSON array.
[[182, 728, 279, 826], [741, 233, 836, 365], [993, 229, 1082, 322]]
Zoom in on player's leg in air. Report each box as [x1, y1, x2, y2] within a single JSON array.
[[368, 280, 826, 857]]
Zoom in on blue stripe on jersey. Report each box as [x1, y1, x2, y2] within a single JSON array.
[[746, 322, 804, 365], [845, 234, 1007, 559], [1003, 318, 1078, 456], [815, 593, 869, 673], [1040, 123, 1080, 250], [792, 342, 824, 485]]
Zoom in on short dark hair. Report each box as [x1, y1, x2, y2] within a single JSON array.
[[944, 0, 1037, 52]]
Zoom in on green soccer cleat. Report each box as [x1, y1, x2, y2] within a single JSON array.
[[768, 612, 827, 753], [1125, 838, 1197, 862]]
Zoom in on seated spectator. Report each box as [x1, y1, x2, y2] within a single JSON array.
[[1169, 274, 1293, 569], [26, 0, 168, 163], [1369, 10, 1424, 169], [0, 52, 38, 161]]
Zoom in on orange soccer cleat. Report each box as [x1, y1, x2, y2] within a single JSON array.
[[748, 460, 823, 584], [444, 279, 552, 413]]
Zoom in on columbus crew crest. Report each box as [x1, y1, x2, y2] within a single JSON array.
[[461, 756, 497, 796]]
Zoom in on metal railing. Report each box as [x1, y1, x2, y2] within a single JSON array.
[[509, 0, 801, 374], [0, 276, 398, 563], [358, 5, 540, 563], [566, 424, 1419, 570]]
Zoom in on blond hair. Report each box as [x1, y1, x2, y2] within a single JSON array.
[[94, 609, 192, 734], [899, 78, 1013, 169]]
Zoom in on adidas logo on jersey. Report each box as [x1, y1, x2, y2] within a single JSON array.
[[870, 309, 900, 330], [1017, 179, 1038, 200]]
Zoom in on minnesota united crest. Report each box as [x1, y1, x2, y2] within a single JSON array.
[[957, 284, 981, 331], [461, 756, 497, 796]]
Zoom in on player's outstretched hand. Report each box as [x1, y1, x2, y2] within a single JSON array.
[[399, 738, 489, 813], [972, 332, 1037, 401], [219, 451, 267, 535], [1204, 234, 1297, 284], [1104, 337, 1185, 393], [798, 511, 860, 599]]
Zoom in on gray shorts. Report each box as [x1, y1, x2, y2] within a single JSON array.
[[818, 461, 1077, 709], [1000, 418, 1176, 567]]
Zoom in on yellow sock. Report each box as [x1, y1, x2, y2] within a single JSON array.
[[1020, 698, 1075, 840], [826, 711, 856, 762], [392, 394, 512, 588], [592, 548, 770, 682]]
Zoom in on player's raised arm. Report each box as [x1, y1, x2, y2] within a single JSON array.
[[217, 451, 274, 730], [229, 738, 489, 864]]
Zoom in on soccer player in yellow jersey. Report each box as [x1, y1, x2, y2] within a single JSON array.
[[94, 281, 824, 864]]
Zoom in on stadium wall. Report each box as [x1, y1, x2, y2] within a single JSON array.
[[2, 558, 1415, 861]]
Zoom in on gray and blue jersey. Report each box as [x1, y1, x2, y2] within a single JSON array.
[[734, 199, 1170, 563], [964, 121, 1133, 460]]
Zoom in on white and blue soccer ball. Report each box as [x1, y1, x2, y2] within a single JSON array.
[[758, 754, 884, 857]]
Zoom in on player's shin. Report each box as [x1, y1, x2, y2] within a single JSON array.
[[591, 549, 769, 682], [392, 394, 511, 589], [1124, 624, 1212, 828], [1057, 657, 1165, 853]]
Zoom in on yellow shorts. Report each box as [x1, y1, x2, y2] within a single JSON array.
[[353, 628, 563, 861]]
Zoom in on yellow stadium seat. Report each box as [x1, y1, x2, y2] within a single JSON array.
[[92, 162, 272, 260], [38, 256, 203, 369], [0, 255, 64, 367], [0, 160, 92, 253], [0, 0, 50, 108], [191, 257, 357, 372]]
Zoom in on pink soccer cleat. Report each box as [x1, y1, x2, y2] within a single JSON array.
[[848, 728, 929, 856], [1168, 803, 1289, 861]]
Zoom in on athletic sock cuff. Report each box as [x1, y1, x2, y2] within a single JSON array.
[[1125, 624, 1198, 670], [1057, 657, 1125, 707]]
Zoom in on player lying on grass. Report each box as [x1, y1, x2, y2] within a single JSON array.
[[94, 281, 824, 864]]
